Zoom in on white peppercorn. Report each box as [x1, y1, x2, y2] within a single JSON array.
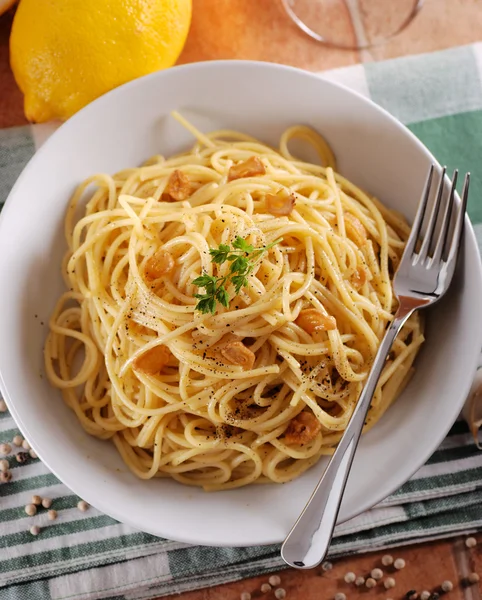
[[274, 590, 286, 600], [468, 573, 480, 584], [394, 558, 406, 570], [355, 576, 365, 587], [322, 561, 333, 571], [366, 578, 377, 589], [441, 581, 453, 593], [12, 435, 23, 447], [0, 400, 7, 412], [31, 495, 42, 506], [41, 498, 52, 509], [269, 575, 281, 587], [382, 554, 394, 566], [0, 459, 8, 472], [384, 578, 396, 589], [371, 568, 383, 580], [344, 572, 356, 583], [465, 537, 477, 548], [421, 591, 431, 600], [0, 470, 12, 482], [240, 593, 251, 600], [29, 448, 38, 459], [48, 509, 58, 521], [260, 583, 271, 593], [0, 443, 11, 456], [22, 439, 31, 451], [77, 500, 89, 512], [25, 504, 37, 516], [334, 593, 346, 600], [30, 525, 40, 536]]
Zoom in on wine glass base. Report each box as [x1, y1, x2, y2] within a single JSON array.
[[281, 0, 424, 50]]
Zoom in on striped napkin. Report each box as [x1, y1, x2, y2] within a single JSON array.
[[1, 43, 482, 600]]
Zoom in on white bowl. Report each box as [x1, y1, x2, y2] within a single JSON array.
[[0, 61, 481, 547]]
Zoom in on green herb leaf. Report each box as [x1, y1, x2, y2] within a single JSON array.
[[209, 244, 231, 264], [192, 275, 215, 287], [231, 274, 248, 294], [193, 236, 282, 314], [194, 296, 217, 314], [215, 287, 230, 308], [232, 237, 254, 253], [229, 256, 248, 274]]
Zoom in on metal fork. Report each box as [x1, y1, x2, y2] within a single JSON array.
[[281, 165, 470, 570]]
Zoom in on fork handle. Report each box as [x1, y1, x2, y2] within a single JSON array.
[[281, 306, 413, 570]]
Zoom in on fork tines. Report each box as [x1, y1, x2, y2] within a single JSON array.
[[408, 165, 470, 265]]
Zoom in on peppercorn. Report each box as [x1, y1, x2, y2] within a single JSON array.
[[25, 504, 37, 517], [15, 452, 29, 464], [0, 443, 11, 456]]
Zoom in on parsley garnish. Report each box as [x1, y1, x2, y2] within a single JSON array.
[[193, 236, 282, 314]]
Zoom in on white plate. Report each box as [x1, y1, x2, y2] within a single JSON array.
[[0, 61, 481, 547]]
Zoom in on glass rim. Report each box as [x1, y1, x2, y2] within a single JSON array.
[[280, 0, 425, 50]]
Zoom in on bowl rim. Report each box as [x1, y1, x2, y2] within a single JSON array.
[[1, 59, 482, 546]]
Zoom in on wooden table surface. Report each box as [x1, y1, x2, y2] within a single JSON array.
[[1, 1, 482, 599]]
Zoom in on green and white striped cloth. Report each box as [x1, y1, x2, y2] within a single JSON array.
[[1, 43, 482, 600]]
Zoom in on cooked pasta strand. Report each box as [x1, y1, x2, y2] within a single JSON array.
[[44, 116, 423, 490]]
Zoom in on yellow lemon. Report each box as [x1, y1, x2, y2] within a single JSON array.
[[10, 0, 192, 122]]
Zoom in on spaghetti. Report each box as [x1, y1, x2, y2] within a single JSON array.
[[44, 113, 424, 490]]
